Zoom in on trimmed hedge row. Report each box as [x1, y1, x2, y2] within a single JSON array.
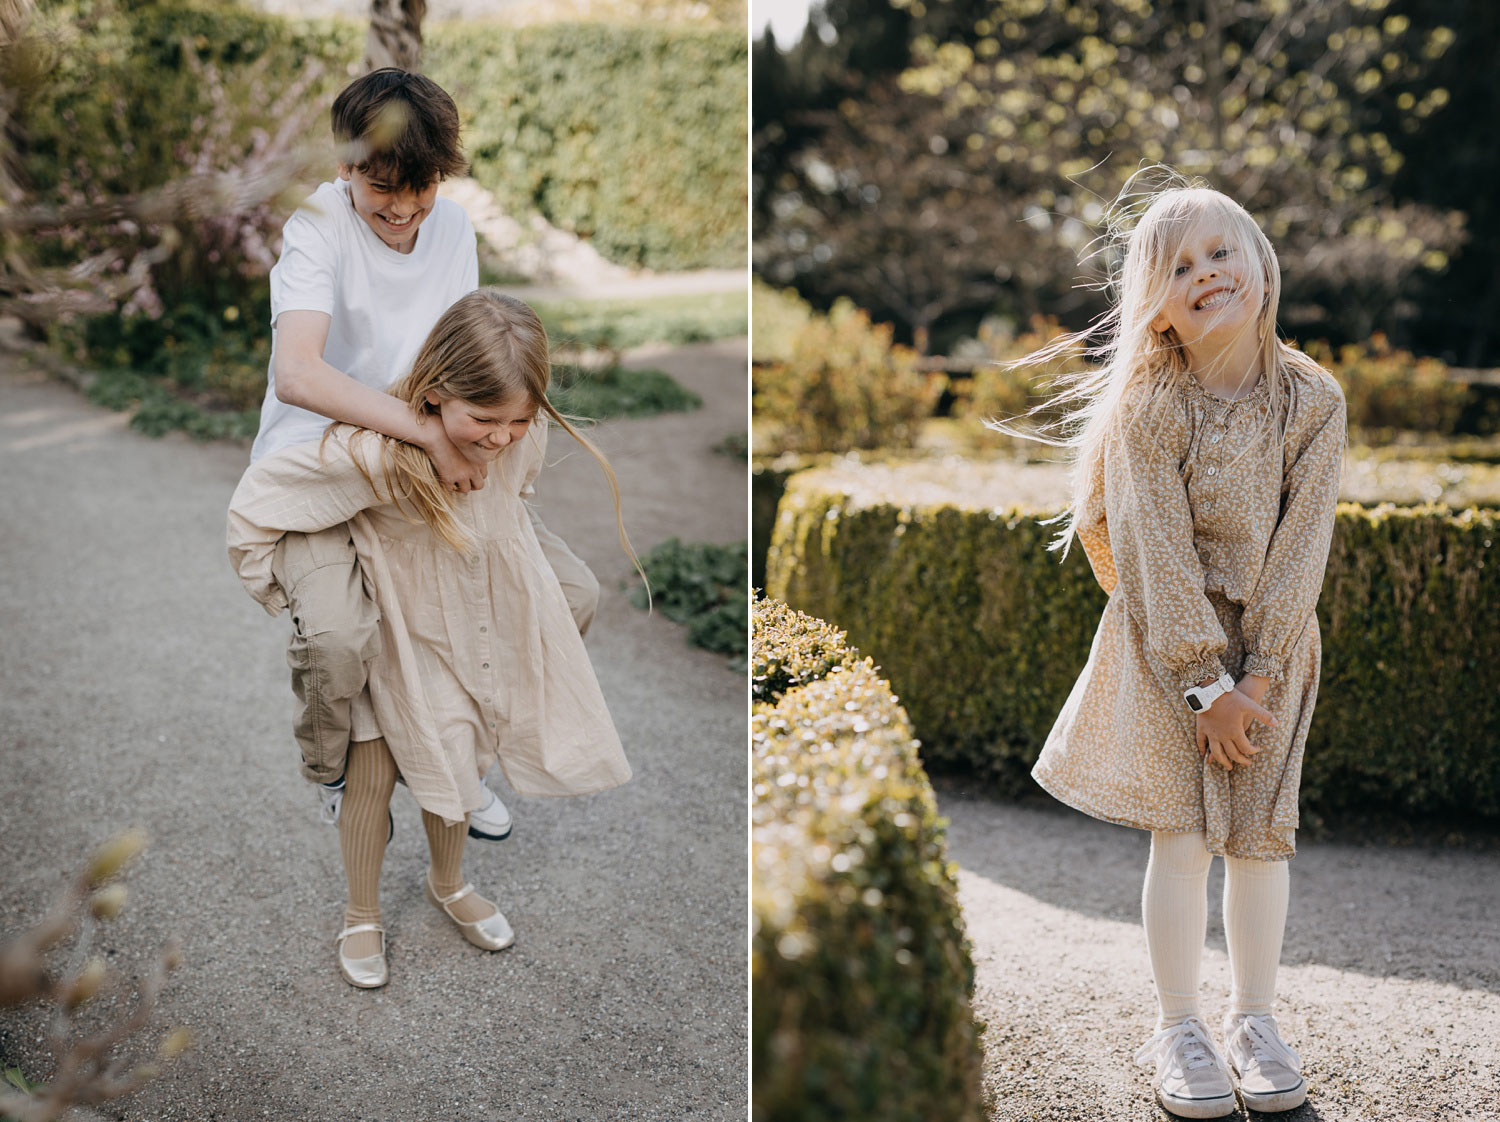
[[429, 23, 746, 270], [752, 597, 985, 1122], [764, 463, 1500, 823]]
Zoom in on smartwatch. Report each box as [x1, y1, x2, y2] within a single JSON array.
[[1183, 671, 1236, 713]]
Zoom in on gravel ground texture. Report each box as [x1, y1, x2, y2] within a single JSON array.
[[0, 338, 748, 1122], [940, 785, 1500, 1122]]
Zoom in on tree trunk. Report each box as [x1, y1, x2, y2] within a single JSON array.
[[364, 0, 427, 74]]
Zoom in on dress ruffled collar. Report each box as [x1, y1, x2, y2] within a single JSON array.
[[1178, 371, 1270, 409]]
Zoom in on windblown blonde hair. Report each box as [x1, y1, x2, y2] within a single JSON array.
[[327, 289, 644, 584], [991, 169, 1336, 554]]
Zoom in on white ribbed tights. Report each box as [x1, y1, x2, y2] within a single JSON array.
[[1142, 830, 1289, 1026]]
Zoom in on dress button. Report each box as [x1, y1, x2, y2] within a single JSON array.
[[1211, 433, 1222, 444], [479, 626, 487, 633], [481, 662, 489, 669], [1207, 466, 1217, 476]]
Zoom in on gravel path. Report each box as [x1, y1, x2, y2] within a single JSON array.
[[940, 788, 1500, 1121], [0, 339, 748, 1121]]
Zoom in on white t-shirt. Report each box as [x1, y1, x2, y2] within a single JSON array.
[[250, 177, 479, 461]]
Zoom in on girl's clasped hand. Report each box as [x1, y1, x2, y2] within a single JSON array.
[[1194, 675, 1277, 772]]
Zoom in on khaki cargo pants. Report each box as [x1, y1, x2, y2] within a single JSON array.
[[271, 511, 599, 785]]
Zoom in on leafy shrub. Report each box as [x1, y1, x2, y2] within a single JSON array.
[[428, 22, 746, 270], [753, 300, 941, 455], [749, 278, 813, 363], [750, 594, 855, 703], [630, 539, 746, 668], [752, 595, 986, 1122], [765, 462, 1500, 824], [1306, 334, 1475, 436]]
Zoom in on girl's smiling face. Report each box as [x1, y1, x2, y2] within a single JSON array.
[[425, 391, 538, 463], [1150, 220, 1264, 350]]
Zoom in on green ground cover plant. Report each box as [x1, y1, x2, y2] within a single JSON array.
[[752, 596, 986, 1122], [551, 365, 701, 421], [764, 463, 1500, 826], [56, 295, 711, 440], [630, 539, 746, 669]]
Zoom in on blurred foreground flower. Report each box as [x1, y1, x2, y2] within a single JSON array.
[[0, 830, 189, 1122]]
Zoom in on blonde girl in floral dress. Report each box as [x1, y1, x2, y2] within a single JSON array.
[[1014, 180, 1345, 1117]]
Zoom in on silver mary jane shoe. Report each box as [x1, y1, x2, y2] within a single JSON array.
[[424, 871, 515, 951], [335, 923, 389, 989]]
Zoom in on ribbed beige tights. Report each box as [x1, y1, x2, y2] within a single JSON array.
[[339, 738, 498, 959], [340, 738, 398, 959], [1143, 830, 1290, 1026]]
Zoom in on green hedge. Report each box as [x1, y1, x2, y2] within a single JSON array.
[[752, 453, 832, 589], [429, 23, 745, 270], [752, 597, 985, 1122], [764, 464, 1500, 823]]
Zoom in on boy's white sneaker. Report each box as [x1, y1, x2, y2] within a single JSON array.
[[318, 776, 346, 826], [1134, 1017, 1236, 1119], [317, 775, 392, 841], [468, 785, 513, 841], [1222, 1013, 1306, 1113]]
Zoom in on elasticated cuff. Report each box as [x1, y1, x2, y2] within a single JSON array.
[[1176, 657, 1229, 692], [1241, 652, 1285, 681]]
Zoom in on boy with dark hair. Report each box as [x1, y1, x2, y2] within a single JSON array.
[[249, 68, 598, 842]]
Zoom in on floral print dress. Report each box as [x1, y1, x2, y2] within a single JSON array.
[[1032, 363, 1346, 859]]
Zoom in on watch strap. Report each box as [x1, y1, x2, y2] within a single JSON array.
[[1183, 671, 1235, 713]]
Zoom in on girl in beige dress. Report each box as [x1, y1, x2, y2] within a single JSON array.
[[1015, 183, 1344, 1117], [228, 290, 639, 989]]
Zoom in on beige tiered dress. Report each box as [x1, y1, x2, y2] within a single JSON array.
[[227, 422, 631, 825], [1032, 364, 1346, 860]]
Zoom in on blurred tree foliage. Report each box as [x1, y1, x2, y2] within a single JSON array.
[[755, 0, 1495, 363]]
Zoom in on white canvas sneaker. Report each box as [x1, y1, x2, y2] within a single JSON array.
[[1134, 1017, 1237, 1119], [468, 785, 513, 841], [317, 775, 346, 826], [1223, 1013, 1306, 1112]]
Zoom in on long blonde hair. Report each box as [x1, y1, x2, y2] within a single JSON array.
[[329, 289, 644, 583], [991, 170, 1336, 554]]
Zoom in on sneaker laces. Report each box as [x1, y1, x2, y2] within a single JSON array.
[[1228, 1014, 1301, 1073], [1134, 1018, 1233, 1083], [317, 776, 346, 827]]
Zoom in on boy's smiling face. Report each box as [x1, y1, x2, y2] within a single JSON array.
[[339, 163, 438, 254]]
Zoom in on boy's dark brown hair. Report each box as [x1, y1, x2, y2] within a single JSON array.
[[331, 68, 467, 191]]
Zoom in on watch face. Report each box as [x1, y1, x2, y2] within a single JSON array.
[[1186, 693, 1204, 712]]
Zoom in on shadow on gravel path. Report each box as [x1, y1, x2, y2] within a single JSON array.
[[940, 789, 1500, 1122]]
